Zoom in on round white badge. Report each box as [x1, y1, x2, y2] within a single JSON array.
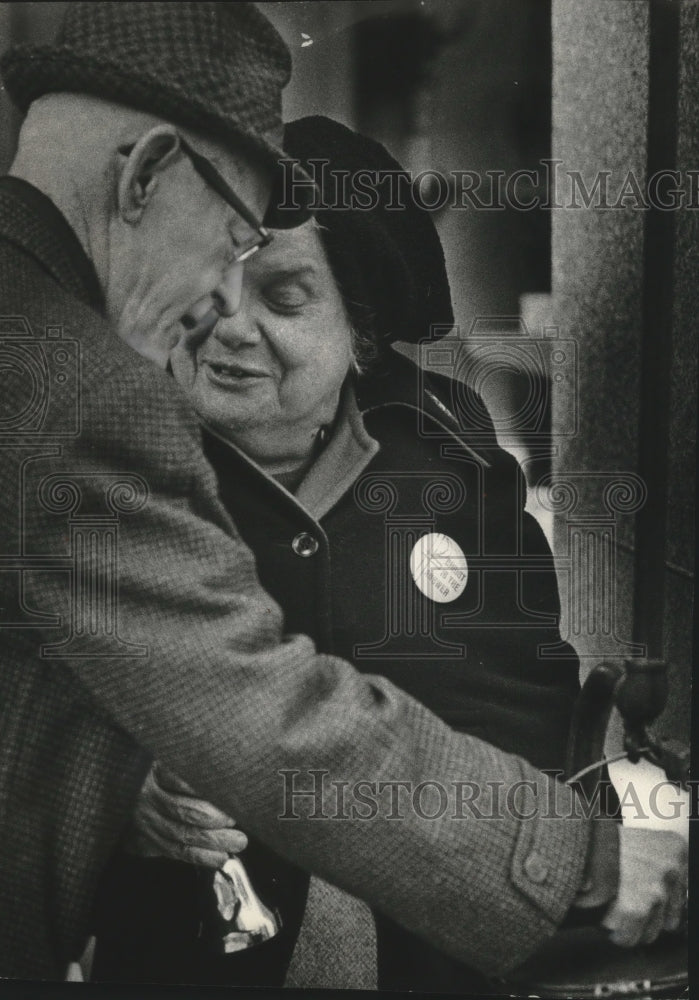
[[409, 532, 468, 603]]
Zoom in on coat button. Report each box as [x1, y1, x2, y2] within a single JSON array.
[[292, 532, 319, 557], [523, 851, 549, 884]]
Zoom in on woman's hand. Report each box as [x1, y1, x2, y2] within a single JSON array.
[[124, 764, 248, 868]]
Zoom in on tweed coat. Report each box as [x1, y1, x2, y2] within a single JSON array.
[[0, 176, 590, 980], [94, 358, 582, 990]]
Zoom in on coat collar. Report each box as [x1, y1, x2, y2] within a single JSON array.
[[0, 176, 104, 312], [355, 350, 494, 468]]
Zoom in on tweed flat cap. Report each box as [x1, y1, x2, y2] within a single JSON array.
[[1, 2, 313, 226]]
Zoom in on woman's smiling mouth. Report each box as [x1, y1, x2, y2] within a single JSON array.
[[202, 358, 271, 387]]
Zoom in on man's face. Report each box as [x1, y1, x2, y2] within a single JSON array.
[[170, 220, 353, 467], [106, 143, 271, 366]]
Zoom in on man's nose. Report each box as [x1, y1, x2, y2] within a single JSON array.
[[212, 262, 244, 317], [212, 297, 261, 347]]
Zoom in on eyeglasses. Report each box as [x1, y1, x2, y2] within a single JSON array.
[[119, 135, 273, 263]]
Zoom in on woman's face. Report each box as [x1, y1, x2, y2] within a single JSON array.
[[171, 220, 353, 469]]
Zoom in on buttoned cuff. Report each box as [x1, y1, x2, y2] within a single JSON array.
[[508, 765, 591, 926]]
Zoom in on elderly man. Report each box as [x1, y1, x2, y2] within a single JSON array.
[[0, 0, 685, 986]]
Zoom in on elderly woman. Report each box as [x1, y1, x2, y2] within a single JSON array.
[[92, 116, 582, 992]]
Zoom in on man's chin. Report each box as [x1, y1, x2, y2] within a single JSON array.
[[139, 340, 174, 369], [180, 307, 220, 342]]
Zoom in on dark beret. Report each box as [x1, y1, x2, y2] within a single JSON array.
[[282, 115, 455, 350]]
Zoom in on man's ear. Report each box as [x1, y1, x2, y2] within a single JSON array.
[[116, 125, 182, 224]]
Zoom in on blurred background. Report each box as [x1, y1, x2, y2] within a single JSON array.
[[0, 0, 694, 776]]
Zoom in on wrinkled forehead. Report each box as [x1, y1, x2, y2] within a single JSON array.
[[247, 219, 331, 277]]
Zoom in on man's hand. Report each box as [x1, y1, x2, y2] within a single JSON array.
[[602, 827, 687, 947], [124, 764, 248, 868]]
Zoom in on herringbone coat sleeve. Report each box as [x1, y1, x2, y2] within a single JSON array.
[[10, 282, 590, 978]]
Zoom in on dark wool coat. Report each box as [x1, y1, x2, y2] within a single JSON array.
[[0, 177, 589, 981]]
